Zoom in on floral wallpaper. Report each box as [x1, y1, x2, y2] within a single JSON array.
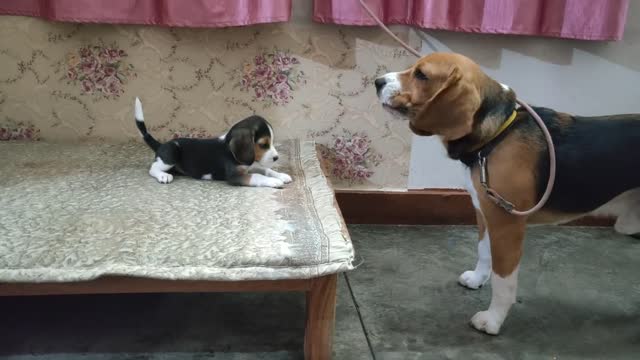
[[318, 130, 382, 184], [236, 50, 305, 106], [0, 118, 40, 141], [0, 16, 417, 190], [65, 44, 136, 99]]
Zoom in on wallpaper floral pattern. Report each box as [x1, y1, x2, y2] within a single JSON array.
[[236, 49, 305, 106], [0, 118, 40, 141], [318, 130, 382, 184], [0, 16, 417, 190], [65, 44, 136, 99]]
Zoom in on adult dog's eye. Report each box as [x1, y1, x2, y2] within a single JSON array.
[[414, 69, 428, 81]]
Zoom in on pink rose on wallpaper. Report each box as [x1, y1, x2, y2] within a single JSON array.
[[351, 136, 369, 156], [272, 52, 299, 71], [235, 49, 306, 107], [254, 64, 272, 80], [0, 120, 40, 141], [355, 165, 370, 180], [79, 47, 92, 58], [94, 78, 107, 92], [255, 86, 266, 99], [104, 66, 116, 77], [276, 86, 289, 101], [255, 55, 266, 65], [319, 130, 383, 184], [81, 57, 99, 75], [104, 76, 120, 95], [81, 79, 94, 93], [273, 56, 291, 71], [98, 48, 124, 64], [65, 44, 136, 100]]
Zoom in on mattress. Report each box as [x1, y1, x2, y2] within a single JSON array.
[[0, 140, 354, 282]]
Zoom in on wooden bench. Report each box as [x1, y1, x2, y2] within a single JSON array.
[[0, 140, 354, 360]]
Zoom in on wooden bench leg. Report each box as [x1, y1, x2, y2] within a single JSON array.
[[304, 274, 338, 360]]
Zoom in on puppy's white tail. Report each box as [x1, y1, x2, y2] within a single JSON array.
[[133, 97, 161, 152], [134, 97, 144, 122]]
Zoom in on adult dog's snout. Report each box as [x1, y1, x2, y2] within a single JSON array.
[[374, 77, 387, 93]]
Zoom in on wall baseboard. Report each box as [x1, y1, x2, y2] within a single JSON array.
[[334, 189, 614, 226]]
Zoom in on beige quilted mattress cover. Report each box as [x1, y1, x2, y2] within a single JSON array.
[[0, 140, 355, 282]]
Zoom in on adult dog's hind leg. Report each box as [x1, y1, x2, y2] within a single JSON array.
[[593, 188, 640, 236]]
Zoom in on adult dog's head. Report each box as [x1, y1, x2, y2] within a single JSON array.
[[375, 52, 516, 143]]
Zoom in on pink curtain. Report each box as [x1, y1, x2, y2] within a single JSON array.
[[0, 0, 291, 27], [313, 0, 629, 41]]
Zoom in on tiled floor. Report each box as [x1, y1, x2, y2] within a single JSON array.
[[1, 225, 639, 359]]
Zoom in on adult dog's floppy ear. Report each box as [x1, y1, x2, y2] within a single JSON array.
[[414, 65, 482, 141], [228, 127, 255, 165]]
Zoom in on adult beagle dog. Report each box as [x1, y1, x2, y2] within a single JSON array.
[[375, 52, 640, 335], [134, 98, 291, 188]]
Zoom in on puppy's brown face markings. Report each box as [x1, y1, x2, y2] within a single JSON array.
[[377, 52, 487, 141], [227, 116, 279, 168], [254, 136, 271, 163]]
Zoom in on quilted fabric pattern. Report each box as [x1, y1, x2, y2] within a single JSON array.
[[0, 140, 354, 282]]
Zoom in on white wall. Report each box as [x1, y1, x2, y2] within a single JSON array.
[[408, 1, 640, 189]]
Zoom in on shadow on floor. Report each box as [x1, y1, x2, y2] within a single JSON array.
[[0, 292, 304, 357]]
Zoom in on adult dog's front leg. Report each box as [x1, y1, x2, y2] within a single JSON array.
[[459, 168, 491, 289], [470, 204, 526, 335], [248, 166, 292, 184], [459, 210, 492, 289]]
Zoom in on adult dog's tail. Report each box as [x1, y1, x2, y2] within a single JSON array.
[[134, 97, 161, 152]]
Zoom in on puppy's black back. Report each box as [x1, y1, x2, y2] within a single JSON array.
[[157, 138, 234, 180], [148, 115, 275, 182]]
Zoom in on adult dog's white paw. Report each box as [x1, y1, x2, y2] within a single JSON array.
[[470, 311, 502, 335], [275, 172, 292, 184], [156, 173, 174, 184], [458, 270, 490, 289]]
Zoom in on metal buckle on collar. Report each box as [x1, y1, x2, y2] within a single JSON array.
[[478, 153, 488, 185], [478, 153, 516, 213]]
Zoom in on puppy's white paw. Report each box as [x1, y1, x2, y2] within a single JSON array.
[[156, 173, 174, 184], [470, 311, 502, 335], [458, 270, 490, 290], [275, 172, 292, 184], [262, 177, 285, 188]]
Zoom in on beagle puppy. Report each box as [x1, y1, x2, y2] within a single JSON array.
[[134, 98, 292, 188], [375, 52, 640, 335]]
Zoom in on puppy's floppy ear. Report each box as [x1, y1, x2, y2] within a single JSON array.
[[416, 65, 482, 141], [228, 127, 255, 165]]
